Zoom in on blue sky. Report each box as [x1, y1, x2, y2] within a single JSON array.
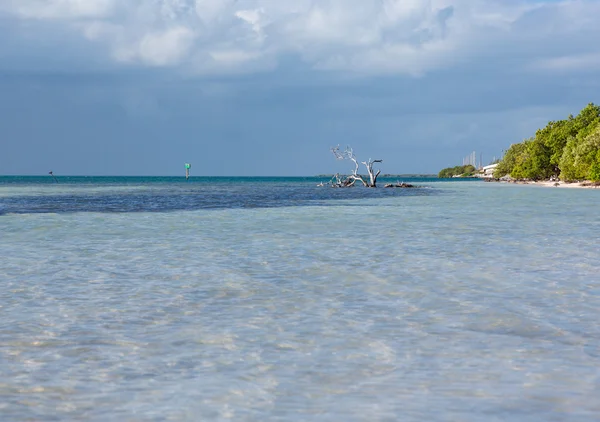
[[1, 0, 599, 176]]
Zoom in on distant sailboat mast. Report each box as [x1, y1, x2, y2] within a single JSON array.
[[185, 163, 191, 181]]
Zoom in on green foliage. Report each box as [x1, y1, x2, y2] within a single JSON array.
[[493, 142, 527, 178], [589, 152, 600, 181], [511, 138, 552, 181], [559, 125, 600, 181], [438, 164, 476, 178], [494, 103, 600, 180], [536, 103, 600, 172]]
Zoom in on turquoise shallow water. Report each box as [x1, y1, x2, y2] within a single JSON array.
[[1, 177, 600, 421]]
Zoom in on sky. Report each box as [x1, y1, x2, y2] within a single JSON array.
[[1, 0, 599, 176]]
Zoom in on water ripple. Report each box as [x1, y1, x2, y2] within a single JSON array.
[[1, 180, 599, 420]]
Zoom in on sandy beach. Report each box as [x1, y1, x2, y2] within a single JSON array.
[[518, 180, 600, 188], [484, 176, 600, 188]]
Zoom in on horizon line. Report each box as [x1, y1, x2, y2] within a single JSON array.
[[0, 174, 438, 178]]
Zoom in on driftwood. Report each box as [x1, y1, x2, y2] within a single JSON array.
[[384, 182, 415, 188], [330, 145, 382, 187], [329, 173, 357, 187]]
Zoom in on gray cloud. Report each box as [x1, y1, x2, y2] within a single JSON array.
[[2, 0, 598, 76]]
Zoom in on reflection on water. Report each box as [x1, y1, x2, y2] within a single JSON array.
[[1, 179, 599, 421]]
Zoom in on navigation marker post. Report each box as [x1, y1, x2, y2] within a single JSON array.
[[185, 163, 191, 181]]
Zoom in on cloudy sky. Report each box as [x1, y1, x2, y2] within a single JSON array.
[[1, 0, 599, 176]]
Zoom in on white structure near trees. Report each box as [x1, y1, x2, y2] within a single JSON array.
[[480, 163, 498, 178]]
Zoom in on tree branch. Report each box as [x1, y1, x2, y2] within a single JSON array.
[[330, 145, 383, 187]]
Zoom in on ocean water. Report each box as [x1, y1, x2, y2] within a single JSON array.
[[1, 176, 599, 421]]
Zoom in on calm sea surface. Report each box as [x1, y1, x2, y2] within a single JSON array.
[[1, 176, 599, 421]]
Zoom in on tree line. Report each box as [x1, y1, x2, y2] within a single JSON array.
[[438, 165, 476, 178], [494, 103, 600, 181]]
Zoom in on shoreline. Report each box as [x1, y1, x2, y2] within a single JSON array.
[[488, 179, 600, 189]]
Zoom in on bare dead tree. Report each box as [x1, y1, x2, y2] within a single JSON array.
[[330, 145, 382, 187], [329, 172, 356, 187]]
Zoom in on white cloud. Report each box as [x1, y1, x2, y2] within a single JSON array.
[[235, 8, 265, 34], [3, 0, 117, 20], [2, 0, 600, 75], [531, 53, 600, 72], [114, 26, 196, 66], [194, 0, 234, 23]]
